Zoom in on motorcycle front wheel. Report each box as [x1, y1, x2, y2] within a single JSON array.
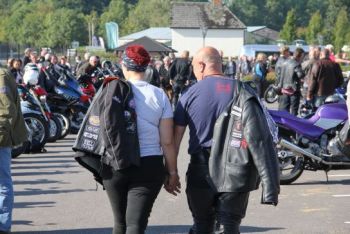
[[264, 85, 279, 104], [47, 115, 63, 142], [11, 141, 30, 158], [23, 112, 49, 153], [278, 146, 304, 185], [54, 113, 71, 139]]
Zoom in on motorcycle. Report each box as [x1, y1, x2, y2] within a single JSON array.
[[46, 69, 89, 135], [269, 102, 350, 185], [299, 92, 346, 118], [16, 85, 49, 154], [31, 86, 62, 142]]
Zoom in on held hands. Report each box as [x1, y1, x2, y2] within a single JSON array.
[[164, 172, 181, 196]]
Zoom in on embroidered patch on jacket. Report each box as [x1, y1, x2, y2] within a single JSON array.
[[231, 105, 242, 117], [241, 138, 248, 149], [231, 131, 242, 138], [0, 86, 8, 94], [230, 138, 241, 148], [128, 99, 136, 109], [88, 115, 100, 126], [112, 96, 121, 103]]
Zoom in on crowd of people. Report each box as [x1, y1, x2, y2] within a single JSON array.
[[1, 42, 350, 234]]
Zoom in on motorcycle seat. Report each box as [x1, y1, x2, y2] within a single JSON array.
[[269, 110, 324, 140]]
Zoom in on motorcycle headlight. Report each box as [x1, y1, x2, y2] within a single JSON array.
[[39, 95, 47, 103]]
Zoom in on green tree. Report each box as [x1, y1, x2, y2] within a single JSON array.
[[5, 0, 32, 45], [279, 9, 297, 43], [99, 0, 128, 37], [333, 8, 350, 53], [44, 8, 88, 48], [306, 11, 323, 44], [121, 0, 170, 35]]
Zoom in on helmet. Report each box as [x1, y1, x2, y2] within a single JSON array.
[[23, 63, 39, 85], [324, 93, 346, 104], [102, 60, 112, 69]]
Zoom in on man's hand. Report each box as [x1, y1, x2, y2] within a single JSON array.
[[164, 173, 181, 196]]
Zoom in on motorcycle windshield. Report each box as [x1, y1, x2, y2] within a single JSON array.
[[65, 77, 83, 95], [54, 86, 80, 101]]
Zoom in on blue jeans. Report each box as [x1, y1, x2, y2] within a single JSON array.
[[0, 147, 13, 232]]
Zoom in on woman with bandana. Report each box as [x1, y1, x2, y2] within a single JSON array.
[[103, 45, 181, 234]]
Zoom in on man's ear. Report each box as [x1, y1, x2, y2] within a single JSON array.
[[199, 62, 206, 73]]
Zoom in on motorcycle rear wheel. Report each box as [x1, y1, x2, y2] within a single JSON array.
[[264, 85, 279, 104], [278, 147, 304, 185]]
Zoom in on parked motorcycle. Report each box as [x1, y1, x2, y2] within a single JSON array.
[[269, 103, 350, 185], [31, 86, 62, 142], [17, 84, 49, 153], [46, 69, 89, 135]]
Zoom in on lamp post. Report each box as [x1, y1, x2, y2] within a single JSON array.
[[201, 25, 208, 47]]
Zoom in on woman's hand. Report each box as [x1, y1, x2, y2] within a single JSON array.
[[164, 173, 181, 196]]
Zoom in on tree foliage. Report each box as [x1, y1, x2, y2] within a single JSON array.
[[333, 9, 350, 53], [99, 0, 128, 37], [279, 9, 297, 43], [0, 0, 350, 48], [122, 0, 171, 35], [306, 11, 322, 45]]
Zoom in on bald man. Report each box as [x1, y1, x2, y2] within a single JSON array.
[[76, 55, 99, 81], [174, 47, 279, 233]]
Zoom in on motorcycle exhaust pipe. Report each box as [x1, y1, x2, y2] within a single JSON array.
[[280, 139, 350, 166]]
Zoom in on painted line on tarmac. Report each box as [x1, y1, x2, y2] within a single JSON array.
[[344, 221, 350, 224], [332, 194, 350, 197], [328, 174, 350, 177]]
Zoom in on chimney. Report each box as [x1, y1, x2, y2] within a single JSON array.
[[212, 0, 222, 7]]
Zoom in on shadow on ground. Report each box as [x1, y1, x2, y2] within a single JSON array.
[[291, 179, 350, 186], [12, 225, 284, 233]]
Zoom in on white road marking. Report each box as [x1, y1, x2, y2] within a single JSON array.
[[332, 194, 350, 197], [328, 174, 350, 177], [344, 221, 350, 224]]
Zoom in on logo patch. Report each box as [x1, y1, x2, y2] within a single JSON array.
[[230, 139, 241, 148], [88, 116, 100, 126], [0, 86, 8, 94]]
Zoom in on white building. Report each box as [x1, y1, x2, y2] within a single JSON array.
[[171, 1, 246, 57]]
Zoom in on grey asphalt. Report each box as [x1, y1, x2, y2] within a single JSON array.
[[10, 133, 350, 234]]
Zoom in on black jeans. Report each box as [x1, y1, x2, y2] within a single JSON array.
[[172, 82, 185, 108], [217, 192, 250, 234], [187, 150, 250, 234], [278, 93, 301, 116], [103, 156, 165, 234], [187, 150, 216, 234]]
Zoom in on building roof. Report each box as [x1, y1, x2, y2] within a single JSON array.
[[252, 27, 279, 41], [114, 36, 176, 53], [120, 27, 171, 41], [171, 2, 246, 29], [247, 26, 266, 32]]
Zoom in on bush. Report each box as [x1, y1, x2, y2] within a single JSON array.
[[76, 47, 119, 63], [241, 71, 276, 84]]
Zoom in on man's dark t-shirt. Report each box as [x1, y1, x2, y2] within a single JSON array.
[[174, 76, 236, 154]]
